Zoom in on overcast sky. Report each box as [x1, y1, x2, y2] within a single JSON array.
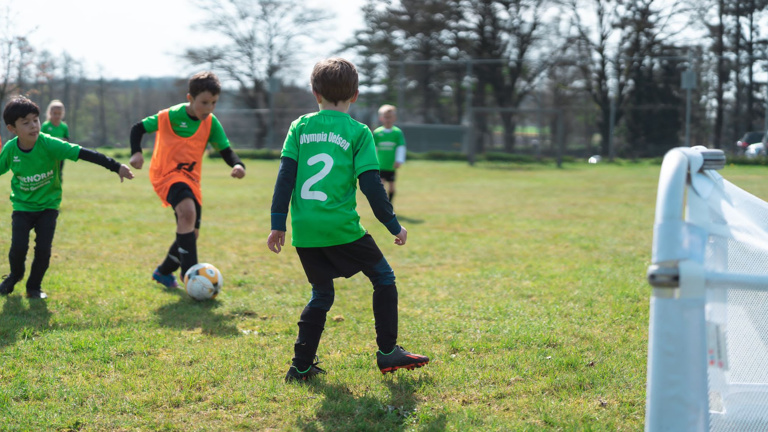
[[6, 0, 365, 82]]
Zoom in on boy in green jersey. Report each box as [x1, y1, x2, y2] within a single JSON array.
[[372, 104, 406, 203], [129, 71, 245, 289], [267, 58, 429, 382], [41, 100, 69, 180], [0, 96, 134, 299]]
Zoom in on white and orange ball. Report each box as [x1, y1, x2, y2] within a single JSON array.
[[184, 263, 223, 301]]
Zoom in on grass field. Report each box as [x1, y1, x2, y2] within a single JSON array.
[[1, 157, 765, 431]]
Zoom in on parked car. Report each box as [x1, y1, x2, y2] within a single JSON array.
[[736, 131, 766, 154], [746, 143, 766, 158]]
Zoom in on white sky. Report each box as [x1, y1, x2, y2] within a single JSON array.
[[5, 0, 365, 82]]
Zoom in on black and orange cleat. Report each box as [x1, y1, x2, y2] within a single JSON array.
[[377, 345, 429, 374]]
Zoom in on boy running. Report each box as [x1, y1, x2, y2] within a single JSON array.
[[0, 96, 134, 299], [372, 104, 406, 203], [267, 58, 428, 382], [129, 71, 245, 288]]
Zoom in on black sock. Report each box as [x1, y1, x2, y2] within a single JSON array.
[[157, 240, 181, 275], [373, 284, 398, 353], [176, 231, 198, 278], [293, 306, 327, 371], [388, 191, 395, 202]]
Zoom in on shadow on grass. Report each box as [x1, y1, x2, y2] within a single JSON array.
[[0, 295, 51, 349], [299, 374, 445, 431], [154, 289, 240, 337]]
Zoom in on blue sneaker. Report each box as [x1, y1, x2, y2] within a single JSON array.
[[152, 268, 178, 288]]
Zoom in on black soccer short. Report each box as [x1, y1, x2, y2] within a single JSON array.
[[296, 233, 385, 284], [167, 182, 202, 229], [379, 170, 396, 182]]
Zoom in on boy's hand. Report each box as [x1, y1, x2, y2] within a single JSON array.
[[394, 226, 407, 246], [394, 162, 402, 169], [118, 164, 135, 182], [231, 164, 245, 179], [267, 230, 286, 254], [130, 152, 144, 169]]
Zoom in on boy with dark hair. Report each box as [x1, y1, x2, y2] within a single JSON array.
[[0, 95, 134, 299], [267, 58, 429, 382], [130, 71, 246, 288], [373, 104, 406, 203]]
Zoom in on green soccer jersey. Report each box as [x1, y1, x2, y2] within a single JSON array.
[[41, 121, 69, 140], [141, 103, 230, 151], [373, 126, 405, 171], [0, 133, 81, 211], [282, 110, 380, 247]]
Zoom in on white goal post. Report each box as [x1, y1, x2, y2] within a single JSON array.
[[647, 146, 768, 431]]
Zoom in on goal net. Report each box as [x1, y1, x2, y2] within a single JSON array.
[[647, 146, 768, 431]]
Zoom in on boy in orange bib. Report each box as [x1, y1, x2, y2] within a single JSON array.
[[129, 71, 246, 288]]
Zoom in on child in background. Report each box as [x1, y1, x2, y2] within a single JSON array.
[[372, 104, 406, 203], [41, 100, 69, 180], [267, 58, 428, 382], [0, 96, 134, 299], [129, 71, 246, 289]]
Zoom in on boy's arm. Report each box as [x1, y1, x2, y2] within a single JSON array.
[[358, 170, 401, 235], [219, 147, 246, 179], [129, 121, 146, 169], [267, 156, 297, 253], [78, 148, 134, 182]]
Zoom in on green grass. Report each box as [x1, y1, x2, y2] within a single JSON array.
[[2, 158, 761, 431]]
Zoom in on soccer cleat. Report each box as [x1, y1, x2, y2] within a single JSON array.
[[0, 275, 15, 296], [285, 361, 326, 383], [377, 345, 429, 374], [26, 289, 47, 299], [152, 268, 178, 288]]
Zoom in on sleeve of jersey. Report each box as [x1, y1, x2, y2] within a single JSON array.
[[281, 120, 300, 160], [359, 170, 401, 235], [48, 135, 82, 161], [207, 116, 231, 151], [354, 128, 380, 177], [0, 146, 10, 176], [270, 157, 297, 231]]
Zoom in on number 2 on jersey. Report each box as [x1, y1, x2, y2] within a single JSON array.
[[300, 153, 333, 201]]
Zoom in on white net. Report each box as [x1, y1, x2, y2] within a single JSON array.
[[700, 178, 768, 430]]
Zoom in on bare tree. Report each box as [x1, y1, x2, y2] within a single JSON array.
[[185, 0, 329, 147]]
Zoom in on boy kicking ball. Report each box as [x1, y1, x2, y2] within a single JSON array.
[[267, 58, 428, 382]]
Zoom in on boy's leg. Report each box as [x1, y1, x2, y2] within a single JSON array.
[[387, 181, 396, 203], [25, 209, 59, 296], [291, 280, 335, 371], [157, 241, 181, 274], [172, 195, 200, 279], [363, 257, 398, 353], [1, 212, 33, 294]]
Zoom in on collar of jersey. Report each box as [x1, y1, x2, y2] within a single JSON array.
[[318, 110, 350, 117]]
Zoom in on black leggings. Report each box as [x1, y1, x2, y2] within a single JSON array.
[[8, 209, 58, 291]]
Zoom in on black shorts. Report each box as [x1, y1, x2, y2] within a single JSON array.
[[167, 182, 202, 229], [296, 233, 385, 284], [380, 170, 396, 182]]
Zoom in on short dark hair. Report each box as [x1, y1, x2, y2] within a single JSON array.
[[311, 58, 358, 105], [188, 71, 221, 98], [3, 95, 40, 126]]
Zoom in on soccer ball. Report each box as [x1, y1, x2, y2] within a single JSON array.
[[184, 263, 223, 301]]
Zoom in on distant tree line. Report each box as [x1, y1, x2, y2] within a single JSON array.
[[2, 0, 768, 158]]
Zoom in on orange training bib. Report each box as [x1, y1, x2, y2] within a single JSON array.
[[148, 109, 212, 207]]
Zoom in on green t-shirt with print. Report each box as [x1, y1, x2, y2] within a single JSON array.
[[0, 133, 81, 211], [373, 126, 405, 171], [282, 110, 380, 247], [41, 121, 69, 140], [141, 103, 231, 151]]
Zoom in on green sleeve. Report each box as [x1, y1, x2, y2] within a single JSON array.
[[51, 136, 82, 161], [207, 115, 230, 151], [281, 120, 300, 161], [141, 114, 160, 133], [354, 128, 380, 177], [0, 143, 11, 176]]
